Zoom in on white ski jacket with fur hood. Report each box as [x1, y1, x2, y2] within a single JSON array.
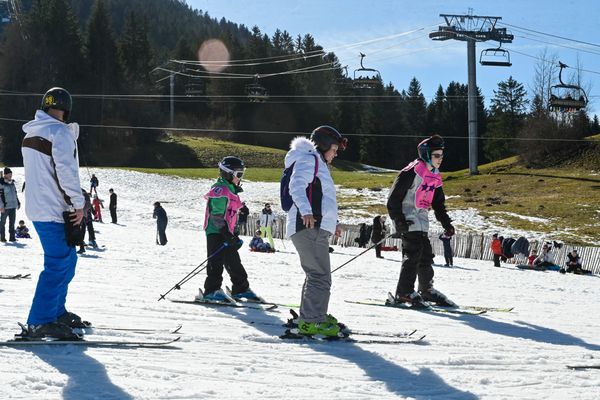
[[284, 137, 337, 238]]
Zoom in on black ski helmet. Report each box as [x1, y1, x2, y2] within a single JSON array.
[[41, 87, 72, 121], [310, 125, 348, 153], [417, 134, 444, 164], [218, 156, 245, 182]]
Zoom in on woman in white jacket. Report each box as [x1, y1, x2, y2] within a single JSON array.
[[285, 125, 347, 338]]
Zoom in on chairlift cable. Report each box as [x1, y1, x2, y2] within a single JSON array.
[[499, 22, 600, 49], [0, 116, 594, 143]]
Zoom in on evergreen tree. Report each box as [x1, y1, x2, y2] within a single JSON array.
[[484, 77, 528, 161], [119, 11, 153, 91], [85, 0, 121, 122]]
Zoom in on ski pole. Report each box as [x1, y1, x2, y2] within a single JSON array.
[[158, 243, 227, 301], [331, 234, 394, 274]]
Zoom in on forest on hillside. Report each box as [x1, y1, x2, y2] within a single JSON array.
[[0, 0, 598, 169]]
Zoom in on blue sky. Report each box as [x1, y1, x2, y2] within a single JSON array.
[[187, 0, 600, 116]]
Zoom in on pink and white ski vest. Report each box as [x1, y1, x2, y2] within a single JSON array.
[[203, 184, 242, 233], [401, 159, 442, 210]]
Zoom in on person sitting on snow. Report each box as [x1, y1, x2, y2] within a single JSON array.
[[249, 229, 273, 253], [15, 220, 31, 239], [561, 249, 591, 275], [533, 243, 554, 269]]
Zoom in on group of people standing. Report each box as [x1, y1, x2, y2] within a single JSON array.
[[197, 127, 456, 338], [16, 85, 458, 340]]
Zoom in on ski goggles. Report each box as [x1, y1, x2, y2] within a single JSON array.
[[219, 163, 246, 179]]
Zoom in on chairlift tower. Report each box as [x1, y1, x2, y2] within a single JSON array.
[[430, 11, 514, 175]]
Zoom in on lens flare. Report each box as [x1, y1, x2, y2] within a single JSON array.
[[198, 39, 230, 73]]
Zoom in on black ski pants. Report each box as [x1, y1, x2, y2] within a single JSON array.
[[0, 208, 16, 241], [204, 233, 249, 295], [156, 220, 168, 245], [375, 243, 383, 258], [109, 206, 117, 224], [396, 231, 435, 296], [493, 254, 501, 267]]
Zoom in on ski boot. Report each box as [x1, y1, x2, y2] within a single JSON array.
[[198, 288, 233, 302], [17, 321, 81, 341], [419, 287, 457, 307], [231, 288, 263, 303], [296, 319, 343, 338], [388, 291, 430, 309], [58, 311, 92, 328]]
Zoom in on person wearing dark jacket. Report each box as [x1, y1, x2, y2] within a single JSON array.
[[153, 202, 168, 245], [355, 223, 370, 248], [89, 174, 98, 195], [0, 167, 21, 242], [439, 232, 453, 267], [387, 135, 456, 308], [77, 189, 97, 253], [371, 215, 388, 258], [561, 249, 591, 274], [108, 189, 117, 224], [237, 202, 249, 236]]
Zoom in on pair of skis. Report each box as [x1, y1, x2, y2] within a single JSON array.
[[169, 287, 279, 311], [0, 323, 183, 348], [0, 273, 31, 280], [345, 293, 513, 315]]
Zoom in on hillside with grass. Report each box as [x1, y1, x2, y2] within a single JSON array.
[[125, 135, 600, 245]]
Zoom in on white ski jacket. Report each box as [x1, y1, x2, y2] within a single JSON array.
[[284, 137, 337, 238], [21, 110, 84, 223]]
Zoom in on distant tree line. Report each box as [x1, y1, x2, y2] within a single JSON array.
[[0, 0, 597, 170]]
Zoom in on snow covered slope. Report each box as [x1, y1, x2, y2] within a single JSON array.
[[1, 168, 599, 399]]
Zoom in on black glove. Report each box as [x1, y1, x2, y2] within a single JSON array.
[[443, 225, 455, 237], [62, 211, 83, 247], [221, 229, 243, 250], [392, 219, 413, 238]]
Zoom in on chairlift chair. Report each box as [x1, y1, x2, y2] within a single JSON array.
[[549, 62, 588, 112], [352, 53, 381, 90], [245, 75, 269, 102], [184, 83, 204, 96], [480, 45, 512, 67]]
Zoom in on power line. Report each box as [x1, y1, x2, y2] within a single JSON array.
[[499, 21, 600, 49], [0, 116, 594, 142]]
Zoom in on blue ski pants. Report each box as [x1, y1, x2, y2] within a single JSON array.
[[27, 221, 78, 325]]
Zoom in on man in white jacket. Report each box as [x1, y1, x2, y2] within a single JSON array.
[[284, 125, 347, 338], [20, 87, 86, 340]]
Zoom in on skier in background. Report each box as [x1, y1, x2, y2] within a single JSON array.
[[237, 202, 249, 236], [153, 202, 168, 246], [92, 194, 103, 222], [371, 215, 387, 258], [387, 134, 456, 308], [259, 203, 276, 251], [108, 188, 117, 224], [89, 174, 99, 195], [0, 167, 20, 242], [439, 232, 453, 267]]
